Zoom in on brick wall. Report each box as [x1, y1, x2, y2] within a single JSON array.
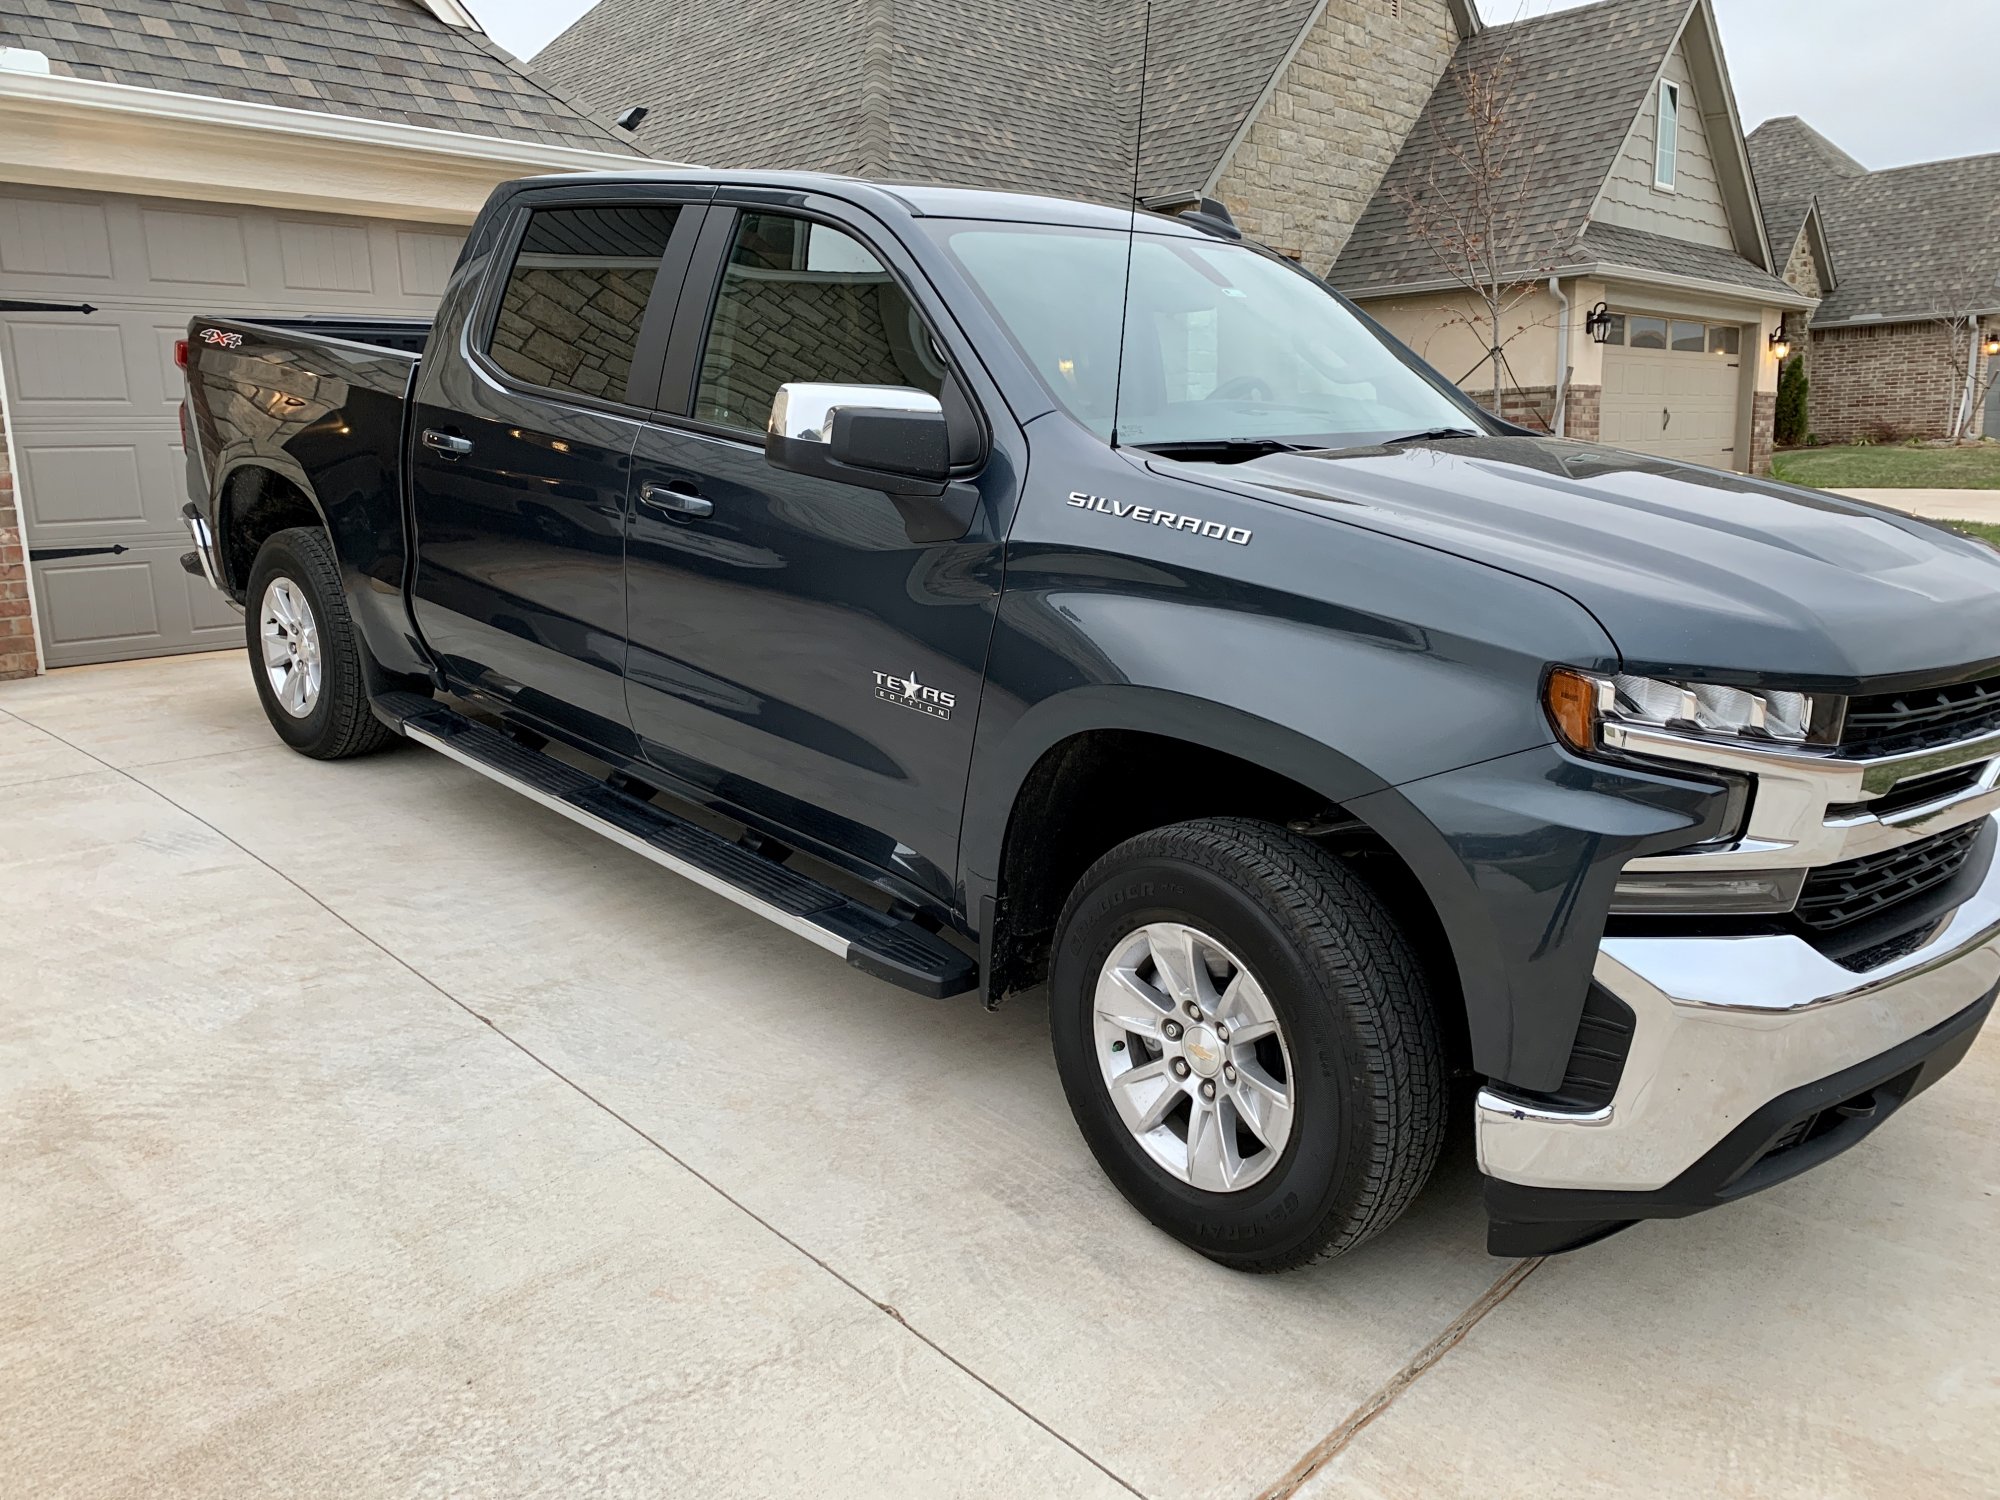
[[0, 393, 37, 681], [1214, 0, 1461, 272], [1806, 317, 1994, 445], [1481, 383, 1601, 441], [1749, 390, 1776, 475]]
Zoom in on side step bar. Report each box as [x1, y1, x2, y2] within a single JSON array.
[[374, 693, 978, 999]]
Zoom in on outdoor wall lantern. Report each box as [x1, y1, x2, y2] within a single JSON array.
[[1585, 303, 1616, 343], [1769, 317, 1792, 362], [1983, 329, 2000, 359]]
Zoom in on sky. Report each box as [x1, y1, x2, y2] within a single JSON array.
[[466, 0, 2000, 171]]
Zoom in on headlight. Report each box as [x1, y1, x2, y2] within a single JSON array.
[[1546, 669, 1824, 754]]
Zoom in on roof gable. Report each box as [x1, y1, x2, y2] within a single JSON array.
[[1331, 0, 1700, 289], [0, 0, 637, 154]]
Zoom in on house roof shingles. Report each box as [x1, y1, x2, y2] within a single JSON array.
[[1749, 119, 2000, 328], [1333, 0, 1704, 291], [535, 0, 1469, 204], [0, 0, 640, 155]]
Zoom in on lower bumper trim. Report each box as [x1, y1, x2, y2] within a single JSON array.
[[1483, 985, 1995, 1256]]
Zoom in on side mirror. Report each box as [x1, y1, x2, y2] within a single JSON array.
[[766, 383, 951, 497]]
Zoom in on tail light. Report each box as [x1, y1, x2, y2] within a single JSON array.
[[174, 338, 189, 369]]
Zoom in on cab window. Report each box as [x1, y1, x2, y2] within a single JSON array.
[[693, 212, 947, 433], [487, 204, 682, 403]]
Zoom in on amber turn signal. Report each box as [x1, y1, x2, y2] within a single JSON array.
[[1545, 668, 1601, 752]]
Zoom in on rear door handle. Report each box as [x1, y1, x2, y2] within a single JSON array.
[[423, 429, 473, 457], [639, 481, 714, 518]]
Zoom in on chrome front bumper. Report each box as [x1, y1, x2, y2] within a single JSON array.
[[1478, 813, 2000, 1193]]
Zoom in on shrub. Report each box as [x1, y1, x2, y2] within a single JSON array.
[[1775, 355, 1809, 446]]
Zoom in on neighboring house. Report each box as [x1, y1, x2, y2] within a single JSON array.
[[0, 1, 649, 679], [541, 0, 1807, 477], [1335, 0, 1809, 475], [536, 0, 1482, 276], [1749, 117, 2000, 446]]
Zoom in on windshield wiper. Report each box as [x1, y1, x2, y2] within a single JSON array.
[[1134, 438, 1322, 463], [1381, 427, 1483, 445]]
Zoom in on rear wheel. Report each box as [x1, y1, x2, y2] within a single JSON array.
[[244, 527, 395, 760], [1050, 817, 1446, 1271]]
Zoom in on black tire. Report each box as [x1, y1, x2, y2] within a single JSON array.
[[1050, 817, 1446, 1271], [243, 526, 396, 760]]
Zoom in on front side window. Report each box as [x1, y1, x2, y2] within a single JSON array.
[[1655, 81, 1680, 189], [925, 220, 1474, 449], [487, 204, 682, 402], [693, 212, 947, 433]]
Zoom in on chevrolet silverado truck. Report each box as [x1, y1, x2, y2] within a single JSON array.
[[179, 171, 2000, 1269]]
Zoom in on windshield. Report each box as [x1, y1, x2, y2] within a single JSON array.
[[924, 220, 1480, 449]]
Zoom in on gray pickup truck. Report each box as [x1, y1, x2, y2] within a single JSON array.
[[180, 170, 2000, 1268]]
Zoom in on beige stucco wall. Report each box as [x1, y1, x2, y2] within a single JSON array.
[[1362, 282, 1589, 395], [1211, 0, 1461, 272], [1593, 40, 1735, 252]]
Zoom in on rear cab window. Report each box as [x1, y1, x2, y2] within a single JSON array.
[[487, 204, 683, 404]]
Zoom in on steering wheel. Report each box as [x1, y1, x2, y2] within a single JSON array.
[[1206, 374, 1275, 402]]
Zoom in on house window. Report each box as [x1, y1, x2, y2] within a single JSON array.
[[1655, 81, 1680, 190]]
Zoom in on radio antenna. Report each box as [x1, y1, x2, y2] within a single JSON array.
[[1107, 0, 1152, 451]]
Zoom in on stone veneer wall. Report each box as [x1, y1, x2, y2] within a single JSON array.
[[0, 391, 35, 681], [1806, 317, 1995, 445], [1212, 0, 1462, 271]]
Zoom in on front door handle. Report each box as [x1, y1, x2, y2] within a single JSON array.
[[423, 429, 473, 457], [639, 481, 714, 518]]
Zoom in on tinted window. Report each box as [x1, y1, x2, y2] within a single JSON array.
[[694, 212, 947, 433], [488, 204, 681, 402], [1672, 320, 1706, 353], [1708, 326, 1741, 356]]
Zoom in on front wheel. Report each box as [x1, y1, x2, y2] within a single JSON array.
[[244, 527, 395, 760], [1050, 817, 1446, 1271]]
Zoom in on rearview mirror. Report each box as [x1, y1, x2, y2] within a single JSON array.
[[766, 383, 951, 497]]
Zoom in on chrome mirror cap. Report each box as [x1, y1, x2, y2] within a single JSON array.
[[768, 383, 945, 445]]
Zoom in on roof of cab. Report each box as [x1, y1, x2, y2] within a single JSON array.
[[504, 169, 1208, 236]]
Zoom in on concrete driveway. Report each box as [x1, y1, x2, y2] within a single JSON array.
[[3, 651, 1996, 1499]]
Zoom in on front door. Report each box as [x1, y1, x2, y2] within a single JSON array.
[[408, 197, 698, 751], [623, 205, 1005, 898]]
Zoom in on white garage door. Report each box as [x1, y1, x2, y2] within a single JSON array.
[[1600, 314, 1747, 470], [0, 186, 463, 667]]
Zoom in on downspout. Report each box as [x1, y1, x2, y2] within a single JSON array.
[[1549, 276, 1570, 437]]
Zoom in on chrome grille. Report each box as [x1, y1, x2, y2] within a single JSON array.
[[1795, 822, 1985, 932], [1841, 672, 2000, 758]]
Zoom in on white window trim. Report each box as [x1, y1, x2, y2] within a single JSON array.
[[1654, 80, 1680, 192]]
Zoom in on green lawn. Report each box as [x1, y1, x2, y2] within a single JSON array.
[[1771, 443, 2000, 490], [1950, 520, 2000, 547]]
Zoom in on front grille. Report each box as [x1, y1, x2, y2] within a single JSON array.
[[1795, 822, 1985, 932], [1841, 670, 2000, 758]]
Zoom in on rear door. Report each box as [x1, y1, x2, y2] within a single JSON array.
[[621, 198, 1009, 899], [406, 188, 708, 752]]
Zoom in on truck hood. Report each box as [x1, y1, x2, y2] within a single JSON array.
[[1158, 435, 2000, 692]]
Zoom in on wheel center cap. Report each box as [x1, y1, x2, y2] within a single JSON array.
[[1182, 1025, 1223, 1078]]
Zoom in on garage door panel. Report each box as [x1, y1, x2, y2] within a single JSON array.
[[4, 320, 132, 406], [277, 219, 376, 295], [33, 555, 162, 653], [139, 207, 251, 288], [18, 440, 148, 529], [0, 194, 114, 281]]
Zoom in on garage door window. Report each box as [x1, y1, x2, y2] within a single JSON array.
[[487, 205, 682, 403], [1600, 316, 1745, 356]]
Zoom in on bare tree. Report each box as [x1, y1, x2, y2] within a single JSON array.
[[1928, 209, 2000, 443], [1389, 50, 1559, 422]]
